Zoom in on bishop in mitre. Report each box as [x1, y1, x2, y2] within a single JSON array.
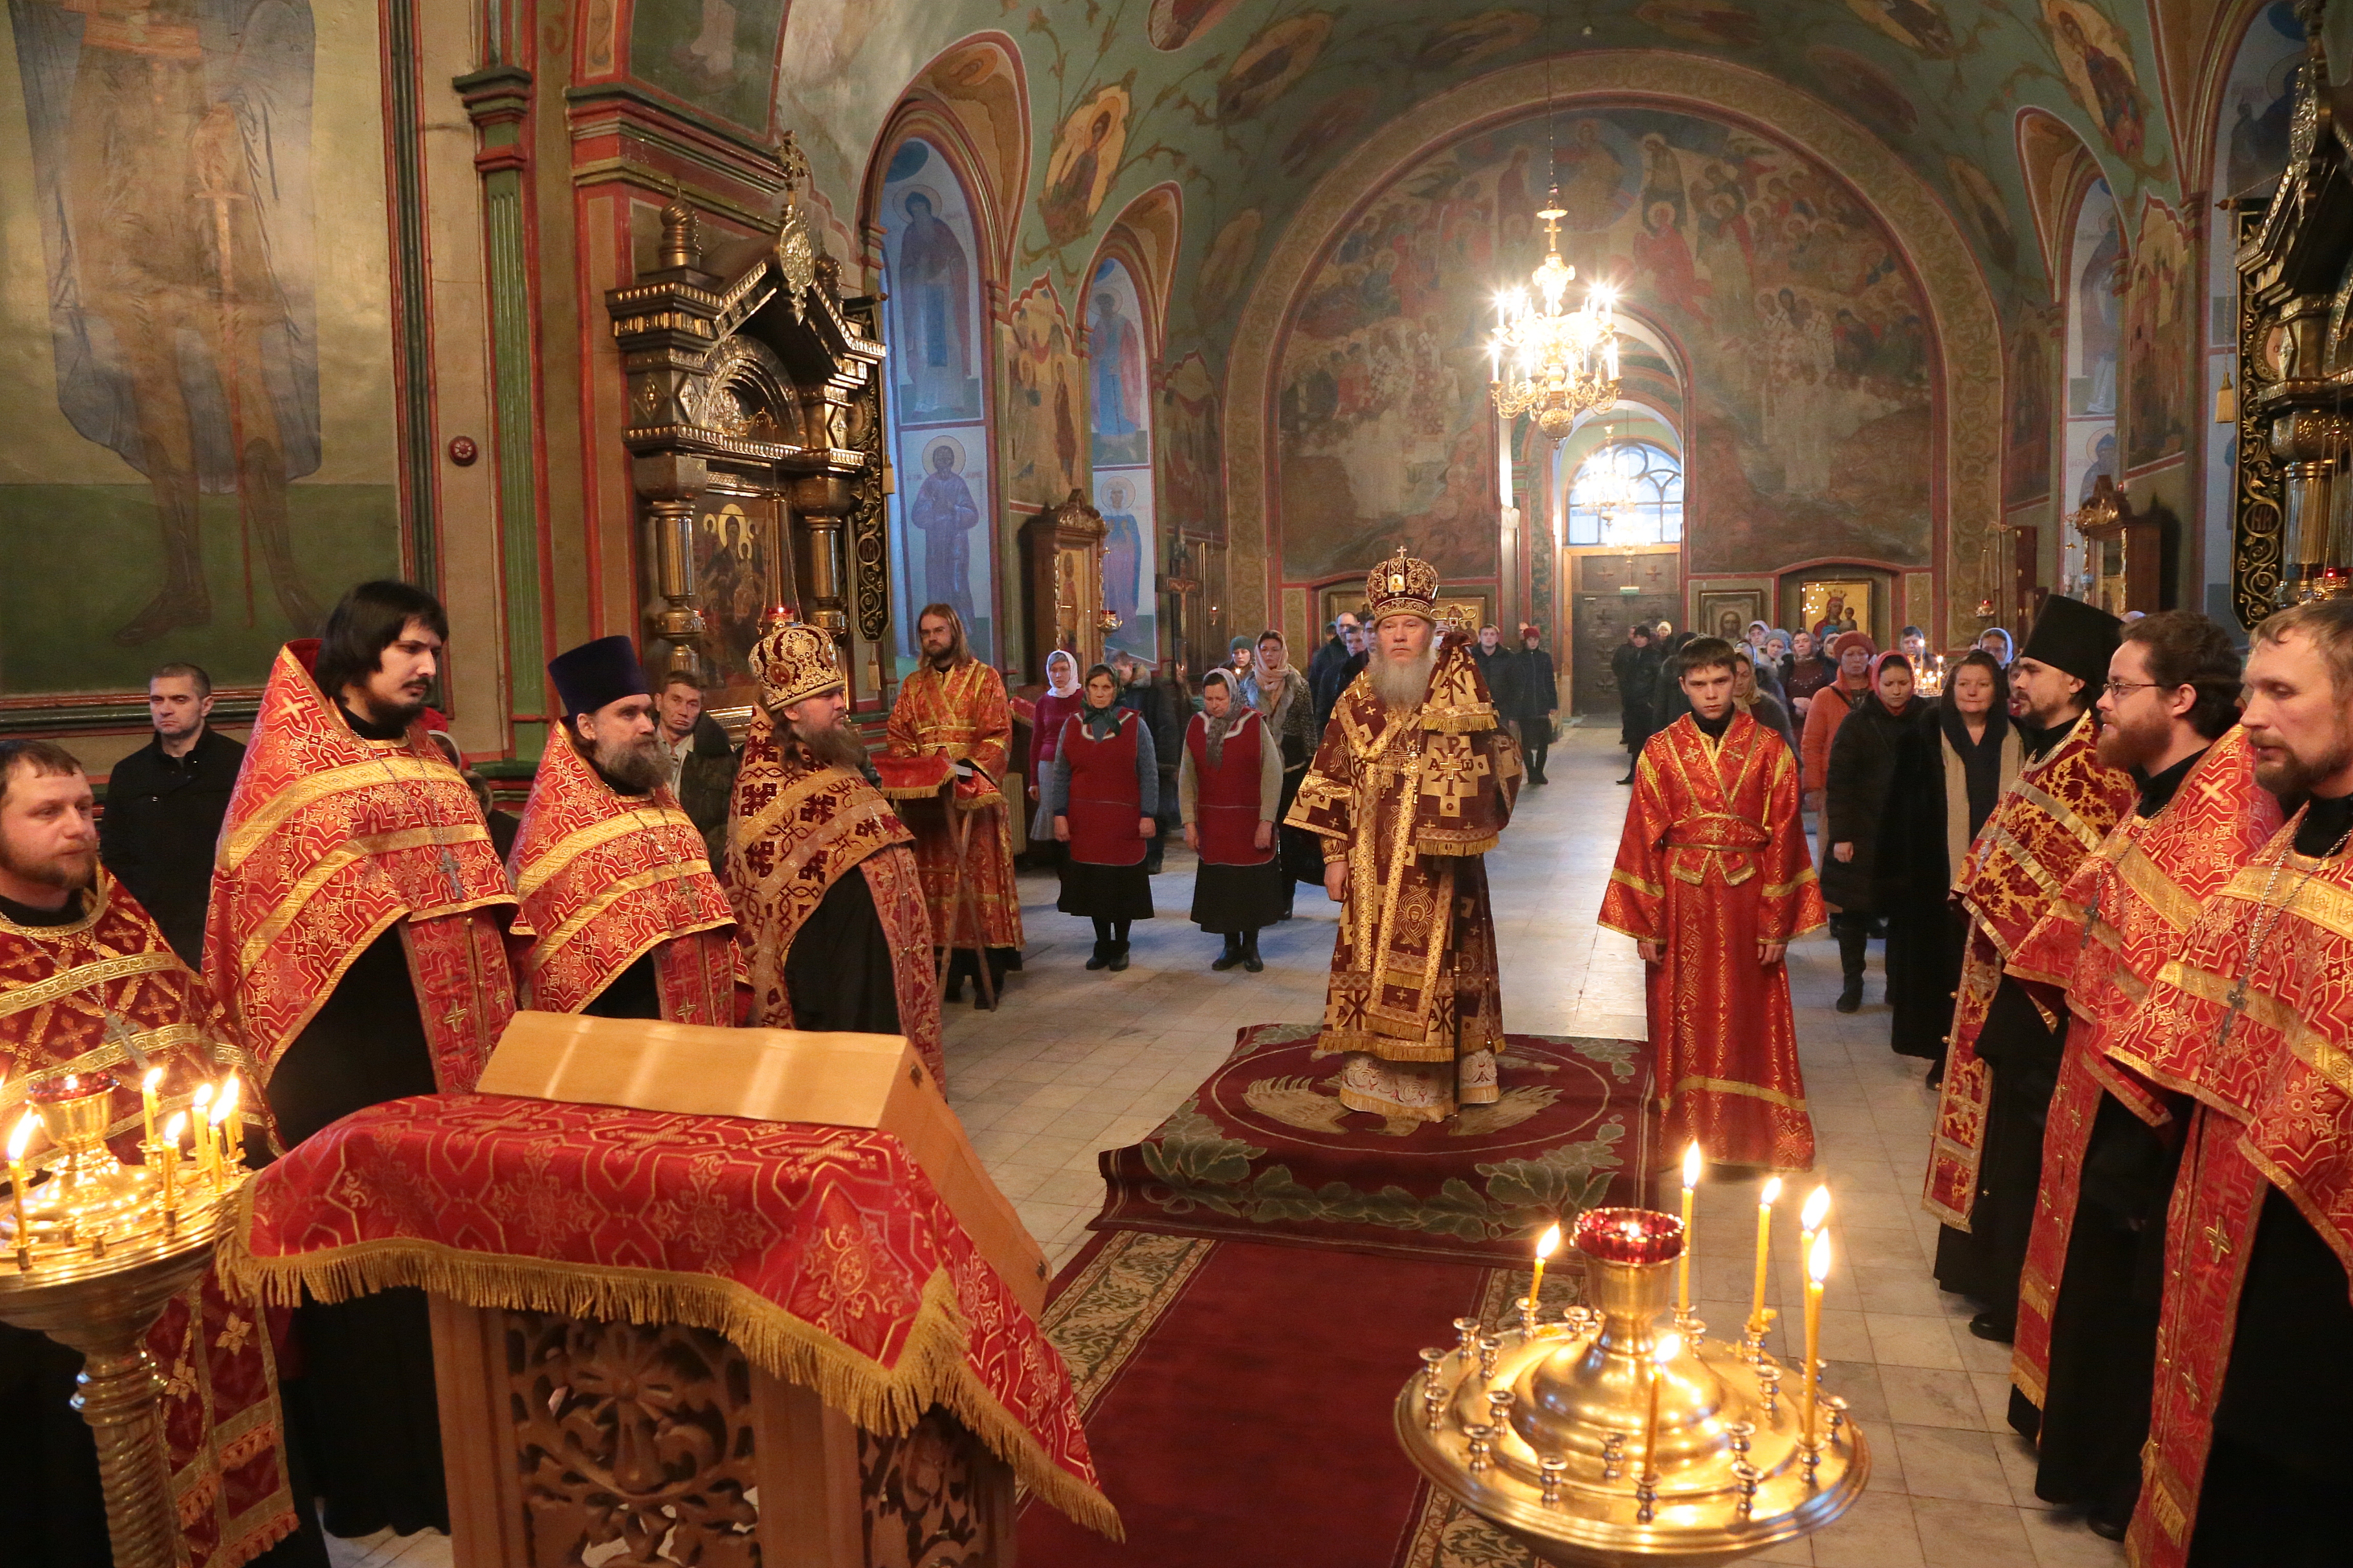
[[1285, 546, 1521, 1124]]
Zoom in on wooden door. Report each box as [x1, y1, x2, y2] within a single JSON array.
[[1571, 552, 1678, 714]]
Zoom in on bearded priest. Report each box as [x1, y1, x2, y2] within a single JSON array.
[[730, 622, 944, 1084], [207, 579, 518, 1540], [504, 636, 739, 1022], [1284, 547, 1521, 1125], [1602, 636, 1824, 1171]]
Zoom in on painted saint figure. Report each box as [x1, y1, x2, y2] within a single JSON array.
[[894, 190, 975, 418], [910, 442, 981, 627], [1100, 479, 1144, 625]]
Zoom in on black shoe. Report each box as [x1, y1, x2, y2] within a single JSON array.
[[1108, 942, 1131, 972], [1212, 943, 1243, 971], [1926, 1060, 1946, 1090], [1966, 1311, 2014, 1344], [1616, 773, 1635, 786], [1085, 942, 1110, 971], [1242, 936, 1264, 973], [943, 976, 965, 1001], [2086, 1505, 2131, 1542], [1836, 979, 1863, 1013]]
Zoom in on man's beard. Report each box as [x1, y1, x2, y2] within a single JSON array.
[[2095, 707, 2170, 773], [2254, 722, 2353, 800], [793, 714, 871, 771], [0, 836, 96, 895], [1370, 642, 1439, 711], [591, 735, 665, 794], [358, 690, 429, 730]]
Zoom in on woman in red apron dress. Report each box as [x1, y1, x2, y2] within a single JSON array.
[[1048, 664, 1158, 970], [1180, 669, 1286, 970]]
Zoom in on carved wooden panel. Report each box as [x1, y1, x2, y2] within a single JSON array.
[[857, 1410, 1005, 1567], [840, 296, 894, 650]]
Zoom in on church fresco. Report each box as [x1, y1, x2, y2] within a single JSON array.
[[1411, 10, 1540, 71], [1148, 0, 1246, 51], [1090, 258, 1158, 661], [0, 0, 400, 698], [1002, 278, 1086, 509], [2123, 197, 2189, 470], [1218, 12, 1330, 122], [1041, 85, 1130, 247], [1195, 208, 1263, 323], [2005, 312, 2055, 505], [1632, 1, 1765, 48], [1946, 157, 2020, 273], [629, 0, 788, 133], [2040, 0, 2149, 167], [1272, 106, 1934, 585], [1845, 0, 1955, 57], [1807, 45, 1917, 138], [1160, 353, 1226, 544]]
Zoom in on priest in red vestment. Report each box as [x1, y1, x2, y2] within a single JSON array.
[[206, 580, 517, 1541], [885, 603, 1023, 1001], [506, 636, 738, 1023], [1601, 635, 1823, 1171], [730, 622, 944, 1084], [1, 740, 322, 1568], [1285, 547, 1519, 1125], [1925, 596, 2134, 1343], [2103, 600, 2353, 1567], [1999, 613, 2276, 1540]]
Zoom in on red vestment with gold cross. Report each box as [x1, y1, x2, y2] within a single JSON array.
[[1923, 711, 2133, 1228], [1284, 638, 1518, 1123], [205, 644, 517, 1093], [727, 705, 945, 1084], [885, 659, 1024, 952], [1600, 711, 1824, 1171], [2, 873, 297, 1568], [505, 733, 739, 1022], [2099, 809, 2353, 1568], [2001, 727, 2278, 1410]]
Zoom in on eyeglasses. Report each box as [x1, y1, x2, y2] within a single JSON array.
[[2100, 679, 2162, 700]]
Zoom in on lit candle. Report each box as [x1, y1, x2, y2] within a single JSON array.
[[1800, 1184, 1831, 1264], [1750, 1176, 1783, 1334], [1641, 1329, 1681, 1486], [1527, 1223, 1561, 1316], [1677, 1142, 1702, 1314], [190, 1085, 214, 1180], [209, 1078, 239, 1174], [7, 1111, 38, 1262], [161, 1112, 186, 1215], [1803, 1233, 1830, 1451], [140, 1067, 162, 1148]]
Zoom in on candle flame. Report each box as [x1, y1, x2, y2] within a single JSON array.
[[1535, 1223, 1561, 1260], [1760, 1176, 1783, 1206], [1808, 1231, 1832, 1283], [209, 1078, 239, 1126], [62, 1074, 77, 1091], [143, 1067, 163, 1093], [164, 1112, 187, 1144], [1681, 1141, 1703, 1189], [1653, 1330, 1682, 1366], [7, 1111, 35, 1162], [193, 1083, 213, 1112], [1802, 1185, 1831, 1231]]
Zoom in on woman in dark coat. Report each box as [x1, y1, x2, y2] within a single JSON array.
[[1610, 625, 1660, 784], [1822, 653, 1935, 1021], [1917, 650, 2020, 1078], [1046, 664, 1158, 971]]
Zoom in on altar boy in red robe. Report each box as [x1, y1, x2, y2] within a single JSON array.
[[1601, 636, 1824, 1170]]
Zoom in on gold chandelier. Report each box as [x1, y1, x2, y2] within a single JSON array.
[[1489, 189, 1622, 441]]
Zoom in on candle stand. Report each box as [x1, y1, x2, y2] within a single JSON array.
[[1, 1071, 248, 1568], [1396, 1206, 1867, 1567]]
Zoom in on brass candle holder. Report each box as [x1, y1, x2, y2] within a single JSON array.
[[1, 1070, 251, 1568], [1396, 1206, 1867, 1567]]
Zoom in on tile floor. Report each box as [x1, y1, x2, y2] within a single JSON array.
[[325, 725, 2121, 1567]]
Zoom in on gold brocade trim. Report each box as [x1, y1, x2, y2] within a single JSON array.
[[1762, 869, 1818, 898], [2153, 962, 2353, 1100], [737, 763, 899, 854], [0, 868, 118, 939], [217, 756, 459, 870], [526, 862, 730, 972], [1595, 916, 1655, 943], [236, 825, 499, 974], [1609, 868, 1664, 898], [214, 1220, 1123, 1542], [515, 805, 704, 898], [878, 783, 950, 800], [1663, 1074, 1808, 1112], [2013, 779, 2109, 854], [1416, 832, 1498, 856], [1309, 1028, 1463, 1063], [0, 951, 183, 1020], [2115, 841, 2202, 932], [2012, 1357, 2047, 1410]]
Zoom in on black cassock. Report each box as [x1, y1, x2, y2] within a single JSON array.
[[1931, 973, 2062, 1323], [783, 863, 901, 1035]]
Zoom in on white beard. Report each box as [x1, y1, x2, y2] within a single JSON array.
[[1370, 642, 1439, 711]]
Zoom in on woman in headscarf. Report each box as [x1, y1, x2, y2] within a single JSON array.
[[1763, 628, 1795, 688], [1732, 646, 1800, 762], [1045, 663, 1158, 970], [1916, 649, 2020, 1079], [1783, 628, 1835, 718], [1822, 652, 1934, 1017], [1975, 626, 2014, 666], [1028, 649, 1085, 865], [1178, 669, 1286, 971], [1243, 628, 1321, 915]]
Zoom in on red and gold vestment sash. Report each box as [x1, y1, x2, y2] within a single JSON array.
[[1601, 713, 1823, 1170], [505, 733, 738, 1022], [2003, 729, 2279, 1405], [1922, 713, 2132, 1228], [1285, 640, 1519, 1063], [2, 877, 296, 1568], [205, 647, 517, 1091], [727, 706, 943, 1082], [220, 1092, 1118, 1540], [886, 661, 1024, 950]]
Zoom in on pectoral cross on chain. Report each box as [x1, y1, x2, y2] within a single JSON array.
[[434, 843, 467, 904], [103, 1011, 150, 1073]]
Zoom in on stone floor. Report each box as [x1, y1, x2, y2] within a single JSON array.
[[326, 725, 2122, 1567]]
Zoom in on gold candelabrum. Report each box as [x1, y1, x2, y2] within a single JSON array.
[[2, 1068, 252, 1568], [1396, 1204, 1868, 1567]]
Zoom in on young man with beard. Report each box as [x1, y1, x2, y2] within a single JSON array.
[[0, 741, 323, 1568], [2101, 600, 2353, 1566], [504, 637, 739, 1024], [1285, 547, 1519, 1125], [886, 604, 1022, 1002], [731, 623, 943, 1082], [205, 580, 519, 1542], [1603, 637, 1824, 1170], [1925, 596, 2135, 1344], [1995, 612, 2277, 1541]]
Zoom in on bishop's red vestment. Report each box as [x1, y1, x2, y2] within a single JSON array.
[[885, 659, 1024, 953], [1601, 711, 1824, 1170], [505, 733, 739, 1022]]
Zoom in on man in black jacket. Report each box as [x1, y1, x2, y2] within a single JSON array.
[[1510, 623, 1560, 784], [1305, 610, 1359, 721], [98, 662, 246, 966], [1314, 619, 1368, 733], [653, 672, 739, 868], [1610, 626, 1658, 785]]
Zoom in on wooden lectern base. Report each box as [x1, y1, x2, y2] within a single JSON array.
[[432, 1298, 1017, 1567]]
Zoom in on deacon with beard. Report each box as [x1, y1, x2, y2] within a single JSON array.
[[1602, 636, 1823, 1170], [730, 622, 944, 1083], [1284, 547, 1519, 1125], [504, 637, 739, 1022], [206, 580, 518, 1541], [885, 604, 1023, 1002], [1997, 613, 2276, 1540]]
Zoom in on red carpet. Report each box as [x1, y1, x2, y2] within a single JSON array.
[[1090, 1022, 1660, 1264]]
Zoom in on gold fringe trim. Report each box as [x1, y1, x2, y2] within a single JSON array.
[[215, 1223, 1123, 1541], [1417, 832, 1498, 856], [877, 783, 949, 800], [1425, 709, 1498, 735]]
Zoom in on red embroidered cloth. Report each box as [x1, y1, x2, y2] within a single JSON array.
[[506, 732, 738, 1021], [218, 1092, 1117, 1538]]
